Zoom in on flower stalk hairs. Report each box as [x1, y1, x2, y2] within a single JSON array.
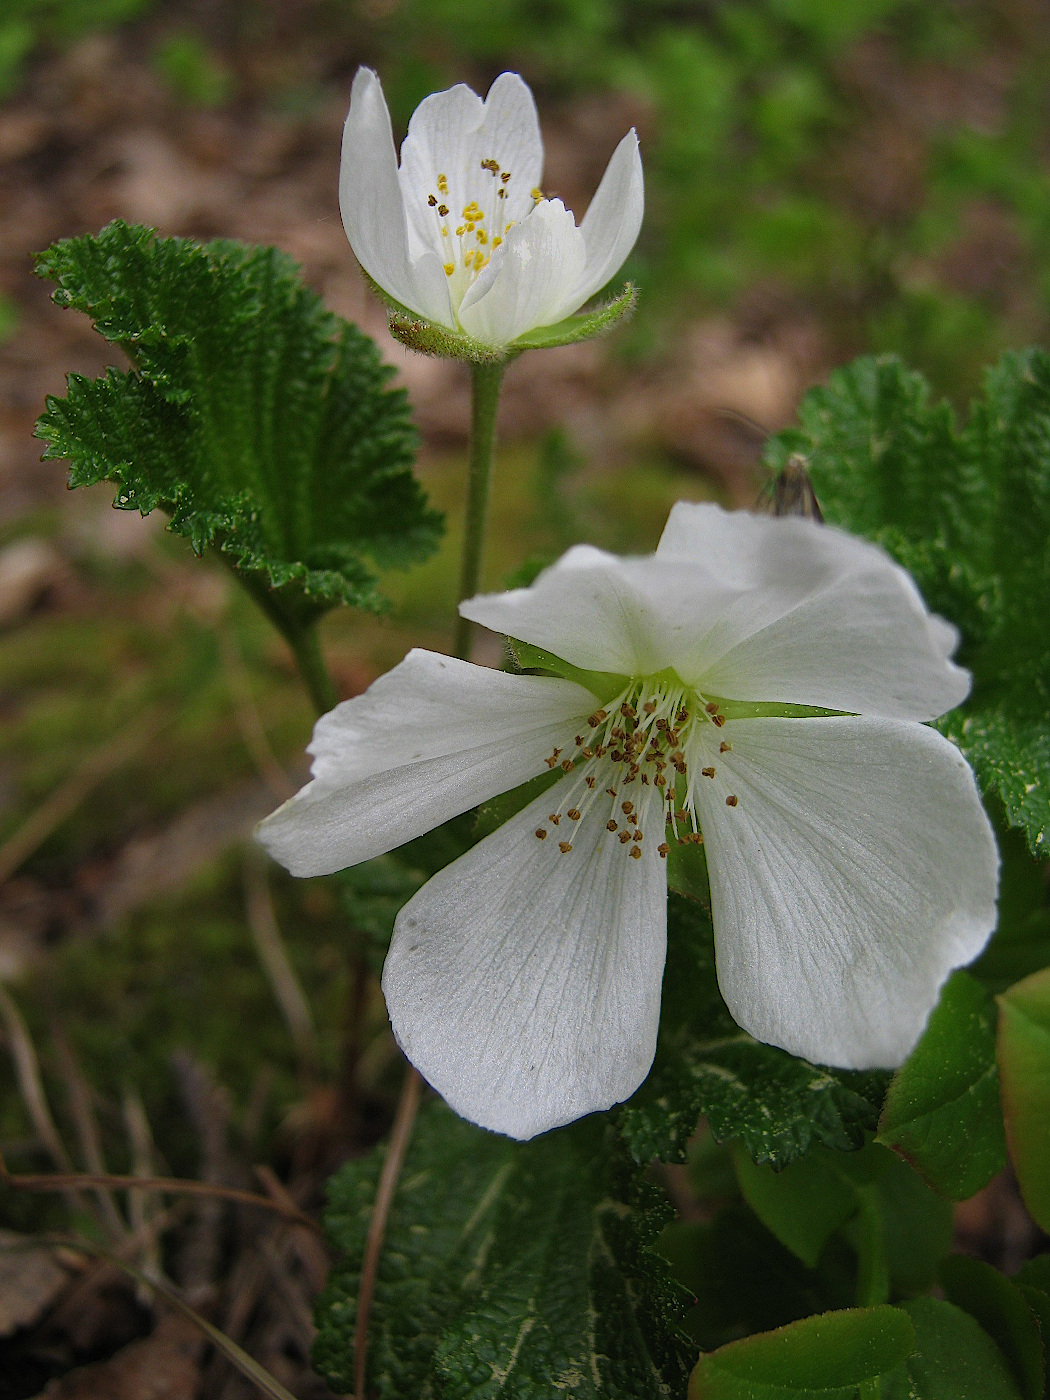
[[258, 504, 998, 1141], [339, 67, 643, 360]]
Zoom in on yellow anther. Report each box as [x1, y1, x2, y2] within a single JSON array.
[[476, 229, 488, 244], [462, 202, 483, 220], [501, 170, 511, 182], [531, 186, 543, 201], [441, 228, 449, 237], [456, 225, 467, 236], [437, 173, 448, 193], [497, 188, 506, 199], [443, 263, 455, 276], [492, 236, 502, 247]]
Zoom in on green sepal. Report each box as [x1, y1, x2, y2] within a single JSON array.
[[505, 636, 627, 703], [689, 1306, 916, 1399], [36, 222, 441, 629], [510, 282, 638, 349], [876, 970, 1006, 1201]]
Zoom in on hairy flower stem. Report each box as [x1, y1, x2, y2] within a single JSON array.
[[284, 619, 338, 716], [453, 359, 506, 660]]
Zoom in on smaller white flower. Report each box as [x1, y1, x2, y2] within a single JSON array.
[[258, 505, 999, 1142], [339, 67, 643, 352]]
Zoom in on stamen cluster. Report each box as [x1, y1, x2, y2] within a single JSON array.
[[425, 158, 543, 295], [533, 679, 739, 857]]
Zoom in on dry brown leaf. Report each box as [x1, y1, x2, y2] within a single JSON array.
[[31, 1313, 203, 1400]]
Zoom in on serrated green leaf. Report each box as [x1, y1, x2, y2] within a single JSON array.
[[940, 1256, 1045, 1400], [618, 894, 888, 1168], [997, 967, 1050, 1232], [765, 350, 1050, 855], [315, 1100, 692, 1399], [884, 1298, 1024, 1400], [35, 222, 441, 627], [689, 1306, 915, 1399], [877, 971, 1006, 1200]]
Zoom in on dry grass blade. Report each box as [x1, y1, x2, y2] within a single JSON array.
[[123, 1087, 162, 1283], [0, 986, 75, 1176], [245, 849, 319, 1081], [0, 1234, 302, 1400], [0, 710, 163, 887], [53, 1028, 129, 1241], [254, 1164, 329, 1294], [355, 1066, 424, 1400], [0, 1140, 323, 1233]]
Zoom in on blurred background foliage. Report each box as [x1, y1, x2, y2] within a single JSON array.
[[5, 0, 1050, 394]]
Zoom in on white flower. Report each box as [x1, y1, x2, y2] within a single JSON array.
[[258, 504, 999, 1141], [339, 67, 643, 350]]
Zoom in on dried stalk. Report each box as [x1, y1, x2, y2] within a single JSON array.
[[52, 1028, 129, 1241], [244, 849, 319, 1081], [355, 1066, 424, 1400]]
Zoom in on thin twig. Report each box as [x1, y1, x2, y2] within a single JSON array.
[[0, 1234, 301, 1400], [245, 849, 319, 1081], [52, 1028, 129, 1241], [354, 1066, 424, 1400], [0, 711, 162, 887], [0, 1141, 322, 1233]]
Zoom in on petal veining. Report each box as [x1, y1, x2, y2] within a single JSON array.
[[457, 199, 587, 345], [257, 649, 595, 877], [340, 68, 453, 327], [383, 785, 667, 1139], [656, 502, 969, 720], [461, 543, 739, 678], [572, 129, 644, 305], [691, 715, 998, 1069]]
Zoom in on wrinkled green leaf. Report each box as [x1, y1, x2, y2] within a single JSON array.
[[940, 1256, 1044, 1400], [619, 893, 888, 1167], [997, 967, 1050, 1232], [884, 1298, 1024, 1399], [877, 971, 1006, 1200], [316, 1100, 691, 1399], [765, 350, 1050, 855], [36, 222, 441, 628], [689, 1306, 915, 1399]]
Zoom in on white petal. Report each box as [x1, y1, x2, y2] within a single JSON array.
[[257, 649, 595, 877], [461, 543, 738, 678], [383, 790, 667, 1139], [570, 129, 644, 305], [457, 200, 587, 345], [340, 68, 453, 326], [690, 716, 999, 1069], [656, 502, 970, 720], [398, 72, 543, 257]]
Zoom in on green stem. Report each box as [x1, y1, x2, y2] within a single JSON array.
[[453, 359, 506, 661], [854, 1186, 889, 1400], [282, 618, 337, 716]]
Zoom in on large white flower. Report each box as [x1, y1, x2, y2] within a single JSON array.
[[258, 504, 998, 1141], [339, 67, 643, 351]]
